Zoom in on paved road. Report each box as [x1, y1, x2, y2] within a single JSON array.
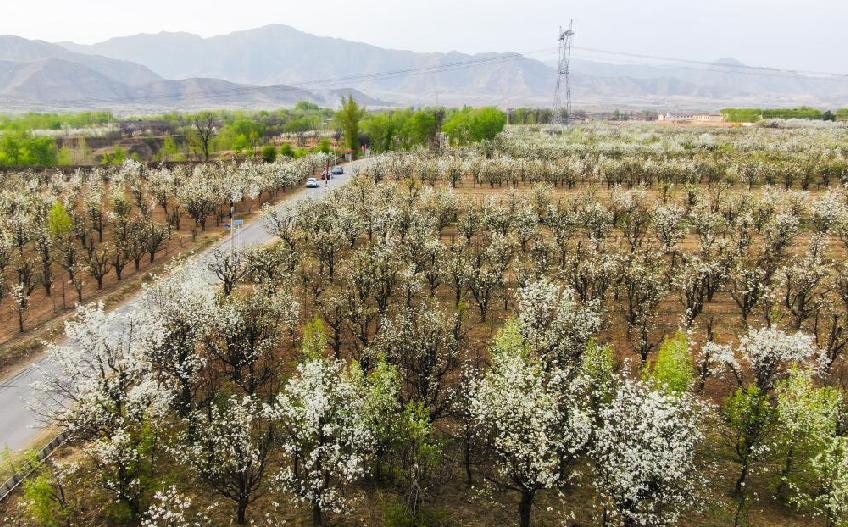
[[0, 159, 366, 452]]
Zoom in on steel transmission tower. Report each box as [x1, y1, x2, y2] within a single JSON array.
[[552, 20, 575, 128]]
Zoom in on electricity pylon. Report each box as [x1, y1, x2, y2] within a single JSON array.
[[552, 20, 575, 128]]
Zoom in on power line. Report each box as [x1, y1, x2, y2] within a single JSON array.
[[4, 41, 847, 108], [572, 45, 848, 79], [569, 53, 848, 86], [552, 21, 575, 127], [15, 51, 554, 107]]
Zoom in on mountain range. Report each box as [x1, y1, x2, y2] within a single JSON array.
[[1, 24, 847, 112], [0, 33, 386, 112]]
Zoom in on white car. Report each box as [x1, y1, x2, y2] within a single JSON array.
[[306, 177, 319, 188]]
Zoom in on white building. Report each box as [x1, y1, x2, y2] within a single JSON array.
[[658, 112, 724, 123]]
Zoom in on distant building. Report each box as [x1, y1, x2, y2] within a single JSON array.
[[658, 112, 725, 123], [691, 113, 725, 123]]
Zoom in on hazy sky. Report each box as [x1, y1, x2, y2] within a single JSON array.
[[3, 0, 846, 73]]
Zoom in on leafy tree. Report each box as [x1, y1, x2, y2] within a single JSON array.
[[470, 320, 591, 527], [189, 112, 217, 161], [279, 142, 295, 158], [774, 368, 842, 500], [271, 357, 379, 526], [362, 112, 399, 153], [643, 331, 695, 394], [22, 457, 72, 527], [723, 385, 775, 524], [183, 396, 275, 525], [443, 107, 506, 145], [159, 133, 180, 162], [592, 379, 703, 527], [33, 303, 169, 520], [580, 339, 618, 417], [295, 101, 320, 111], [0, 132, 58, 166], [261, 144, 277, 163], [317, 138, 332, 154], [101, 146, 128, 165], [47, 201, 73, 239], [218, 118, 265, 153], [792, 436, 848, 527], [335, 96, 366, 156]]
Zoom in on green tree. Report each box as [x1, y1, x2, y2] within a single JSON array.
[[279, 143, 295, 158], [302, 317, 330, 359], [335, 96, 366, 157], [643, 331, 694, 394], [23, 460, 71, 527], [774, 368, 842, 500], [792, 435, 848, 527], [189, 111, 217, 161], [0, 132, 58, 166], [720, 108, 763, 123], [218, 118, 265, 153], [261, 144, 277, 163], [48, 201, 73, 239], [285, 116, 319, 135], [57, 146, 74, 166], [295, 101, 320, 111], [405, 110, 439, 147], [384, 402, 442, 523], [724, 385, 775, 523], [317, 138, 332, 154], [580, 339, 617, 422], [362, 112, 399, 153], [57, 136, 91, 165], [442, 107, 506, 145], [159, 133, 180, 162], [101, 147, 127, 165]]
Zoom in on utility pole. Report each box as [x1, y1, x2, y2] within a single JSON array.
[[552, 20, 575, 129], [229, 200, 235, 253]]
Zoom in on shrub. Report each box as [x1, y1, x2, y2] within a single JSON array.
[[643, 331, 694, 394], [262, 144, 277, 163]]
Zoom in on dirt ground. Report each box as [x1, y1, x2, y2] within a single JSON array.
[[0, 187, 299, 378], [0, 176, 839, 527]]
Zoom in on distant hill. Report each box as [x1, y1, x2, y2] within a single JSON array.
[[0, 35, 389, 112], [0, 58, 133, 103], [2, 25, 847, 111], [59, 25, 848, 109], [566, 57, 848, 109], [0, 35, 162, 86], [60, 25, 557, 106]]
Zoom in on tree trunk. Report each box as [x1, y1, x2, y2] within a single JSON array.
[[777, 447, 795, 500], [518, 489, 534, 527], [312, 501, 323, 527], [463, 434, 473, 487], [236, 497, 248, 525], [734, 460, 749, 497]]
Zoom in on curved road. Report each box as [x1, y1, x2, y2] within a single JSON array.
[[0, 159, 365, 452]]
